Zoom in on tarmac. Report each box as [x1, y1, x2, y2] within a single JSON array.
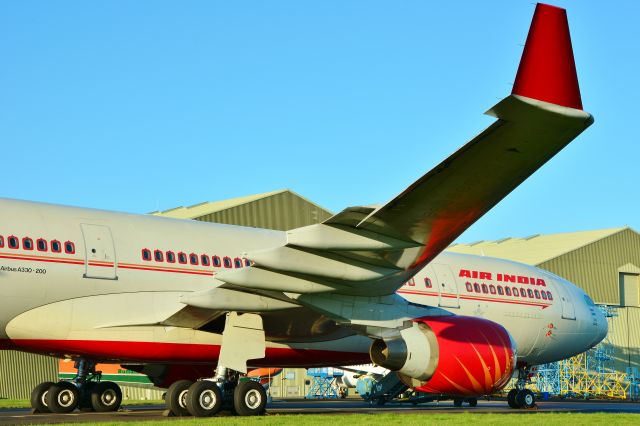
[[0, 399, 638, 424]]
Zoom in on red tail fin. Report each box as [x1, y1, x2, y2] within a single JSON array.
[[512, 3, 582, 110]]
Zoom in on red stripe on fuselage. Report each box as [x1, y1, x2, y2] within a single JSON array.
[[6, 339, 370, 367], [0, 253, 83, 266]]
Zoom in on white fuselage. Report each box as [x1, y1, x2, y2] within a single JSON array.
[[0, 198, 606, 367]]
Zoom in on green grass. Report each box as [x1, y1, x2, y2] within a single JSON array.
[[39, 413, 640, 426]]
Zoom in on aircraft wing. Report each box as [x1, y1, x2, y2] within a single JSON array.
[[215, 4, 593, 299]]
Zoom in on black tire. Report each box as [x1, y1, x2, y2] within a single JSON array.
[[91, 381, 122, 412], [453, 398, 463, 407], [507, 389, 519, 409], [233, 381, 267, 416], [166, 380, 193, 416], [467, 398, 478, 407], [515, 389, 536, 408], [186, 381, 222, 417], [30, 381, 54, 413], [46, 381, 80, 413]]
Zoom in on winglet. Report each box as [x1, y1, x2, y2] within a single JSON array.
[[512, 3, 583, 110]]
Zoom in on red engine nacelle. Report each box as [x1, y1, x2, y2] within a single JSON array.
[[371, 316, 515, 396]]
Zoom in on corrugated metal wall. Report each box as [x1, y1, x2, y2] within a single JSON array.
[[0, 351, 57, 399], [538, 228, 640, 306], [119, 384, 164, 401], [195, 191, 332, 231], [606, 307, 640, 375], [266, 368, 309, 398]]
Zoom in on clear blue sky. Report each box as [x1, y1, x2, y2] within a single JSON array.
[[1, 1, 637, 243]]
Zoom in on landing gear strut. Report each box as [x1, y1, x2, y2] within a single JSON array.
[[30, 359, 122, 414], [165, 367, 267, 417], [507, 366, 536, 409]]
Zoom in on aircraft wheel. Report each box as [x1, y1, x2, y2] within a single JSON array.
[[453, 398, 463, 407], [467, 398, 478, 407], [233, 381, 267, 416], [507, 389, 519, 408], [46, 381, 80, 413], [166, 380, 193, 416], [30, 381, 54, 413], [186, 381, 222, 417], [91, 381, 122, 412], [515, 389, 536, 409]]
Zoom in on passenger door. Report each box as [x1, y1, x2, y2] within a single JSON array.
[[432, 263, 460, 308], [81, 224, 117, 280]]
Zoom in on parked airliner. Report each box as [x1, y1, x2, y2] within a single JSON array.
[[0, 3, 603, 417]]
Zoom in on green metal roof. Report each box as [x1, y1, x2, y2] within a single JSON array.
[[447, 227, 630, 265], [150, 189, 330, 220]]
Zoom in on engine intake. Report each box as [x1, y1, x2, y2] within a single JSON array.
[[370, 322, 439, 381]]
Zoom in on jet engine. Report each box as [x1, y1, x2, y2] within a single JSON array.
[[369, 316, 516, 395]]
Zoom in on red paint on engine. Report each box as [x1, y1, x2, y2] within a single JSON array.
[[414, 316, 515, 396]]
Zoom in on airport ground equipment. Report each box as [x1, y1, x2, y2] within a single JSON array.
[[306, 368, 344, 399]]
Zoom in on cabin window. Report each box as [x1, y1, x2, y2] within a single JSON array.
[[244, 259, 251, 267], [489, 285, 496, 295], [465, 282, 473, 292], [178, 252, 187, 264], [512, 287, 519, 297], [212, 256, 221, 267], [234, 258, 242, 268], [519, 287, 526, 297], [36, 238, 47, 251], [223, 257, 232, 268], [189, 253, 199, 265], [141, 249, 152, 261], [473, 283, 481, 293], [51, 240, 62, 253], [64, 241, 75, 254], [481, 284, 488, 294], [8, 236, 19, 249], [22, 237, 34, 250], [497, 285, 504, 295], [541, 291, 548, 300], [0, 235, 3, 248], [526, 289, 533, 298], [534, 289, 541, 299], [424, 277, 432, 288], [546, 291, 553, 300], [201, 255, 210, 266], [505, 286, 512, 296], [166, 251, 175, 263], [154, 250, 164, 262]]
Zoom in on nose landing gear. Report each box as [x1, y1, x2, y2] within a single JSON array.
[[507, 366, 537, 409], [30, 360, 122, 414]]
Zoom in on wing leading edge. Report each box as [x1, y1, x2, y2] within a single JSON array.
[[215, 3, 593, 299]]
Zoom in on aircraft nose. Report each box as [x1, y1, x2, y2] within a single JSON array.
[[594, 307, 609, 346]]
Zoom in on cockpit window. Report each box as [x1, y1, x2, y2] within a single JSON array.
[[584, 294, 595, 306]]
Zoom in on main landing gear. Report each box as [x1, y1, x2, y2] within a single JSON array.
[[30, 360, 122, 414], [507, 366, 536, 409], [165, 367, 267, 417]]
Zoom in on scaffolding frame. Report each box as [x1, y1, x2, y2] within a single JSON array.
[[532, 305, 637, 400]]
